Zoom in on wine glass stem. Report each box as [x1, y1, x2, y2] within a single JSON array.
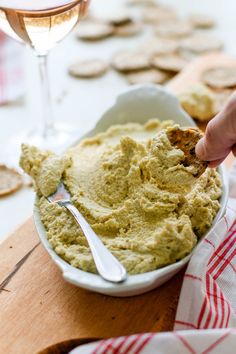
[[37, 54, 55, 138]]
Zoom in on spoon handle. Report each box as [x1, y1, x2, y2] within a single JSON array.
[[61, 201, 127, 283]]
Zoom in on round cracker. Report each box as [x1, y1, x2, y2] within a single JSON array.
[[180, 35, 223, 54], [151, 54, 189, 73], [114, 21, 143, 37], [142, 7, 178, 24], [126, 69, 170, 85], [112, 50, 150, 72], [179, 83, 215, 122], [76, 21, 114, 41], [0, 165, 23, 197], [213, 89, 233, 113], [138, 38, 179, 56], [127, 0, 156, 6], [189, 14, 216, 29], [167, 127, 208, 178], [154, 21, 193, 38], [202, 67, 236, 88], [100, 11, 132, 26], [69, 59, 109, 78]]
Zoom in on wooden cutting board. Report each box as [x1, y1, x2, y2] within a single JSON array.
[[0, 53, 235, 354]]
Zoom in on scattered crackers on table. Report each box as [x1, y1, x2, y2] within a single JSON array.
[[179, 84, 216, 122], [154, 21, 193, 39], [69, 0, 233, 121], [69, 59, 109, 78], [111, 50, 150, 72], [151, 53, 189, 73], [0, 165, 23, 197], [76, 21, 114, 41], [202, 67, 236, 89], [188, 14, 216, 29], [126, 68, 170, 84]]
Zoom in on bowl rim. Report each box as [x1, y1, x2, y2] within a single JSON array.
[[33, 84, 229, 295]]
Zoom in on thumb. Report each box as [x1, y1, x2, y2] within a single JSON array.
[[195, 93, 236, 162], [195, 137, 208, 160], [196, 136, 226, 167], [195, 118, 231, 162]]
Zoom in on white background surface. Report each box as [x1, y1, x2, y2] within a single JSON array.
[[0, 0, 236, 242]]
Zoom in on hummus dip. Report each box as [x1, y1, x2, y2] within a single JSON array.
[[20, 119, 222, 275]]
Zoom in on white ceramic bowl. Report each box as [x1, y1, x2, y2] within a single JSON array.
[[34, 85, 228, 297]]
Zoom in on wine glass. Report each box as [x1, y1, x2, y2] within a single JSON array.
[[0, 0, 91, 160]]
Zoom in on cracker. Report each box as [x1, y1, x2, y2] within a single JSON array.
[[114, 21, 143, 37], [142, 7, 178, 24], [0, 165, 23, 197], [167, 127, 208, 178], [154, 21, 193, 38], [126, 68, 170, 84], [189, 14, 216, 29], [100, 11, 132, 26], [127, 0, 156, 6], [179, 83, 216, 122], [138, 38, 179, 56], [202, 67, 236, 89], [151, 54, 189, 73], [112, 50, 150, 72], [68, 59, 109, 78], [180, 35, 223, 54], [76, 21, 114, 41]]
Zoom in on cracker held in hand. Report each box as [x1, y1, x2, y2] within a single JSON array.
[[0, 165, 23, 197], [68, 59, 109, 78], [167, 127, 208, 178], [202, 66, 236, 89]]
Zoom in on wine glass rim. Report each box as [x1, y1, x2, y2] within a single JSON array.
[[0, 0, 85, 11]]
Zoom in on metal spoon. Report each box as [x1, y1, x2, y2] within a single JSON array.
[[47, 182, 127, 283]]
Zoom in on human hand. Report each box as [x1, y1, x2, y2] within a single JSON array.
[[196, 91, 236, 167]]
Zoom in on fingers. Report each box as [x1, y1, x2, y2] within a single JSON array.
[[208, 158, 226, 168], [195, 117, 232, 161], [196, 91, 236, 162], [232, 143, 236, 157]]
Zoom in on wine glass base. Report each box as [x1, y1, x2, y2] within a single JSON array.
[[2, 123, 79, 169], [27, 123, 75, 152]]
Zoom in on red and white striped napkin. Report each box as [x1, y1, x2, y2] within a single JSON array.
[[0, 31, 23, 105], [71, 163, 236, 354]]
